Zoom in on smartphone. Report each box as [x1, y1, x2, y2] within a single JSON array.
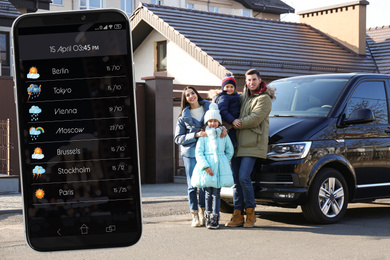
[[12, 9, 142, 251]]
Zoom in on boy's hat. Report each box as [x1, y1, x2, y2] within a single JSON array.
[[221, 73, 236, 90], [204, 103, 222, 125]]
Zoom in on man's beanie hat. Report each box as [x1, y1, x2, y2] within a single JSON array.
[[204, 103, 222, 125], [221, 73, 236, 90]]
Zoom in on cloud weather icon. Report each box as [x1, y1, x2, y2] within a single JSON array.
[[27, 84, 41, 101], [32, 147, 44, 160], [32, 166, 45, 179], [29, 127, 44, 141], [27, 67, 40, 79], [29, 106, 42, 121]]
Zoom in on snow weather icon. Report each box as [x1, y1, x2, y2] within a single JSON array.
[[29, 106, 42, 121], [29, 127, 44, 141]]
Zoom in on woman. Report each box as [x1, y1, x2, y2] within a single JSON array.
[[174, 86, 227, 227]]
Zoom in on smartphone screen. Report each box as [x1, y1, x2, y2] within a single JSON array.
[[12, 9, 142, 251]]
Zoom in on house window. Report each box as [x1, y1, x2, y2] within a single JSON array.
[[155, 41, 167, 71], [209, 6, 219, 13], [121, 0, 133, 15], [80, 0, 104, 9], [186, 3, 194, 10], [0, 32, 9, 66], [151, 0, 163, 5], [52, 0, 63, 5]]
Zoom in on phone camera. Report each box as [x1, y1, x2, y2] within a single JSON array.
[[81, 15, 86, 21]]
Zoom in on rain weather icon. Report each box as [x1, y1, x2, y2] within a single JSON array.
[[32, 166, 45, 179], [29, 106, 42, 121], [32, 147, 44, 160], [27, 67, 40, 79], [27, 84, 41, 101], [35, 188, 45, 199], [29, 127, 44, 141]]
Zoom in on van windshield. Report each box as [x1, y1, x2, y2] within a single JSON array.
[[269, 77, 349, 117]]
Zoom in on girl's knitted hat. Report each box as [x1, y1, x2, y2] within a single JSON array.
[[204, 103, 222, 125]]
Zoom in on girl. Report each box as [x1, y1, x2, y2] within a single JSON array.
[[174, 87, 228, 227], [191, 103, 234, 229]]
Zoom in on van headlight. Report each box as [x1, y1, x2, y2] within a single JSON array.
[[267, 142, 312, 161]]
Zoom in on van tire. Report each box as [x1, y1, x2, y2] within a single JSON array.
[[301, 168, 348, 224]]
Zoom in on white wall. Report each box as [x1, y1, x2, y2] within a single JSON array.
[[133, 30, 166, 81], [134, 29, 221, 86]]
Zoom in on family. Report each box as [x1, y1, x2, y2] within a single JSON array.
[[174, 68, 276, 229]]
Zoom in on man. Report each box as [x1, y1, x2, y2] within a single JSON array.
[[226, 69, 275, 228]]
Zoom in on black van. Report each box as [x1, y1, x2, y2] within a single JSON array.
[[221, 73, 390, 224]]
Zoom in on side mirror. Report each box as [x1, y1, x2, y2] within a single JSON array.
[[344, 108, 375, 125]]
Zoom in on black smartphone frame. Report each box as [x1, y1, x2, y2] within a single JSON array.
[[12, 9, 142, 251]]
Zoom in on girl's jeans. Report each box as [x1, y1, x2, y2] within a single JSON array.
[[183, 156, 205, 211], [231, 156, 257, 210], [205, 187, 221, 215]]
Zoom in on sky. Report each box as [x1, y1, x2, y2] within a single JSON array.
[[281, 0, 389, 28]]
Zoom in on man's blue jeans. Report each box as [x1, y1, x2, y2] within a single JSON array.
[[231, 156, 257, 210], [183, 156, 205, 211]]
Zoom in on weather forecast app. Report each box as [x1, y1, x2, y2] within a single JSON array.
[[13, 14, 141, 249]]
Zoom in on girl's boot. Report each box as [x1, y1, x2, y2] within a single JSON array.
[[205, 211, 212, 228], [208, 213, 219, 229]]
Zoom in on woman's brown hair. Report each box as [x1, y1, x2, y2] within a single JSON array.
[[178, 86, 204, 117]]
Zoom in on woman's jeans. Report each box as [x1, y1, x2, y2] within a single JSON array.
[[183, 156, 205, 211], [231, 156, 257, 210], [205, 187, 221, 215]]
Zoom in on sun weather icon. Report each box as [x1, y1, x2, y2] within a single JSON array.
[[27, 67, 40, 79], [35, 188, 45, 199], [32, 166, 45, 180], [29, 106, 42, 121], [29, 127, 44, 141], [27, 84, 41, 101], [32, 147, 44, 160]]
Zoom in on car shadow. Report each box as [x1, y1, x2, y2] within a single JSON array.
[[253, 202, 390, 237]]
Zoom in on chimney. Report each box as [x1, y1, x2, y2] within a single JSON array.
[[298, 1, 369, 55]]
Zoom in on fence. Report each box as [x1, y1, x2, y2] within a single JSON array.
[[0, 119, 11, 175]]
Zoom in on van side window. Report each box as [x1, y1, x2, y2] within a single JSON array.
[[346, 81, 388, 124]]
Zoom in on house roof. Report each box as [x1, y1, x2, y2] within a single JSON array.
[[0, 0, 21, 26], [366, 26, 390, 75], [235, 0, 294, 14], [131, 4, 378, 79]]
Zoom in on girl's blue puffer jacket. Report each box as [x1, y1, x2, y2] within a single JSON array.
[[191, 127, 234, 188]]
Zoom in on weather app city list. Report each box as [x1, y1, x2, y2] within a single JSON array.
[[17, 25, 139, 237]]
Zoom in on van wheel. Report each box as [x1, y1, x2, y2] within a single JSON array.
[[301, 168, 348, 224]]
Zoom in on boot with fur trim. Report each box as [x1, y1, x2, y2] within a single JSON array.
[[199, 207, 206, 226], [191, 210, 200, 227], [208, 213, 219, 229]]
